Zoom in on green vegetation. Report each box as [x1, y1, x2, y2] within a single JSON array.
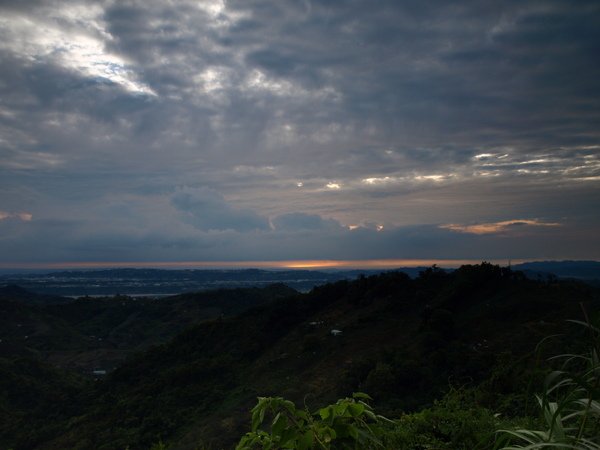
[[0, 284, 294, 373], [236, 393, 388, 449], [0, 356, 91, 449], [499, 320, 600, 449], [235, 389, 520, 450], [0, 263, 598, 449], [380, 388, 510, 449], [235, 318, 600, 450]]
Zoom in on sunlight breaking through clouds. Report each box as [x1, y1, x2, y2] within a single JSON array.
[[196, 0, 250, 28], [414, 174, 449, 182], [0, 0, 599, 263], [0, 6, 155, 95], [0, 151, 64, 170], [243, 69, 340, 101], [195, 67, 230, 94], [362, 176, 395, 185], [0, 211, 32, 222], [360, 173, 455, 187], [440, 219, 561, 235], [469, 150, 600, 181]]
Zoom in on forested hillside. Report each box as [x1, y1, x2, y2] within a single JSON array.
[[0, 284, 295, 374], [1, 264, 599, 449]]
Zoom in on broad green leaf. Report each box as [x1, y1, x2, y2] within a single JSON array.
[[298, 430, 313, 450], [353, 392, 373, 400], [271, 412, 287, 438], [279, 428, 298, 448], [323, 426, 336, 442], [319, 406, 332, 420], [348, 424, 359, 440], [296, 410, 309, 421], [282, 400, 296, 413], [348, 402, 365, 417]]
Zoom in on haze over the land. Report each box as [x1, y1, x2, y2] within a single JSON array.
[[0, 0, 599, 266]]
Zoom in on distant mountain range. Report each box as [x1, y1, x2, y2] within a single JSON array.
[[0, 261, 598, 297], [512, 260, 600, 280], [0, 267, 419, 297], [2, 263, 598, 449]]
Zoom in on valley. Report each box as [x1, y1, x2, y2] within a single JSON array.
[[1, 263, 599, 448]]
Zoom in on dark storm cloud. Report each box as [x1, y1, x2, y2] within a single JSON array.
[[0, 0, 599, 263], [271, 212, 343, 231], [3, 214, 597, 264], [171, 188, 270, 232]]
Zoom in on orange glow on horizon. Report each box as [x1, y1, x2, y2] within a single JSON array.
[[0, 258, 532, 270]]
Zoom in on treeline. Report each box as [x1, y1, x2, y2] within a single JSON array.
[[0, 263, 598, 449]]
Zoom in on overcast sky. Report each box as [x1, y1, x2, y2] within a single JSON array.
[[0, 0, 599, 266]]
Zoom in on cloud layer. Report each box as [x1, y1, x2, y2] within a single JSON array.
[[0, 0, 599, 264]]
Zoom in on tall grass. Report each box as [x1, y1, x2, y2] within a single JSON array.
[[499, 319, 600, 450]]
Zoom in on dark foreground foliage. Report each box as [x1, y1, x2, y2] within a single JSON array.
[[0, 263, 598, 449]]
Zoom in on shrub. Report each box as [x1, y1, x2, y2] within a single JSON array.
[[235, 393, 389, 449], [499, 320, 600, 449], [382, 387, 518, 450]]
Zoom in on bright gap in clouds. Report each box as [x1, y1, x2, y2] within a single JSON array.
[[0, 6, 155, 96], [440, 219, 562, 235], [0, 211, 32, 221]]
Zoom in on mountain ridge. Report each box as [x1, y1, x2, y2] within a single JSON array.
[[2, 261, 599, 298], [1, 263, 595, 449]]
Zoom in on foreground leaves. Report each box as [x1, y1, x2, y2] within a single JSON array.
[[236, 393, 389, 449], [500, 320, 600, 450]]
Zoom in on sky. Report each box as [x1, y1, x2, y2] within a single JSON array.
[[0, 0, 599, 267]]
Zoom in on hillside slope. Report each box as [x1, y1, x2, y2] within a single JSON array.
[[0, 284, 296, 450], [33, 264, 599, 450], [0, 284, 295, 375]]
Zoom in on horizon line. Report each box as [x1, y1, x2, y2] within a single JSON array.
[[0, 258, 551, 270]]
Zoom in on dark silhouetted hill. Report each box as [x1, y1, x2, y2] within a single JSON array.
[[3, 263, 594, 449], [0, 284, 296, 374], [513, 260, 600, 281]]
